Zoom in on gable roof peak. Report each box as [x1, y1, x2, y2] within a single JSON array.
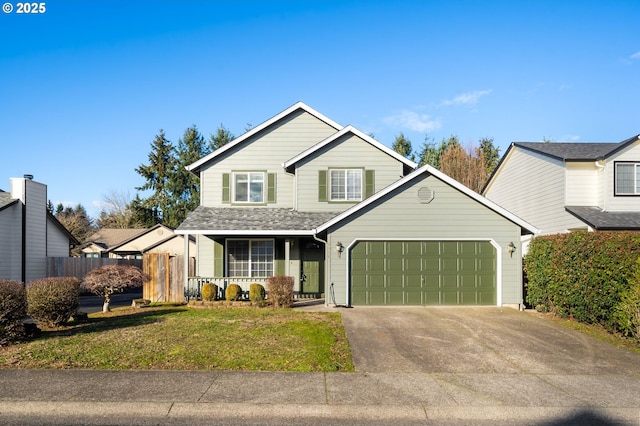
[[186, 102, 343, 174], [283, 124, 417, 170]]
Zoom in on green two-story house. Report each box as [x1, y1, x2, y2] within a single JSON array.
[[176, 102, 537, 308]]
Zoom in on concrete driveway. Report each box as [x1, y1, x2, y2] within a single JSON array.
[[339, 307, 640, 375]]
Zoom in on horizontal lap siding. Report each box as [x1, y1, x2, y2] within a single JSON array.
[[0, 203, 21, 281], [200, 111, 337, 208], [605, 141, 640, 211], [327, 174, 523, 306], [297, 134, 405, 212], [484, 148, 584, 235], [566, 163, 600, 207]]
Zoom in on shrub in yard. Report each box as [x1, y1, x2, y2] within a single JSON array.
[[225, 284, 242, 301], [83, 265, 147, 313], [201, 283, 218, 301], [614, 258, 640, 342], [524, 231, 640, 332], [27, 277, 80, 327], [266, 276, 294, 308], [0, 280, 27, 345], [249, 283, 266, 303]]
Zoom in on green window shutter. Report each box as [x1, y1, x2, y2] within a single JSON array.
[[214, 240, 224, 276], [365, 170, 375, 198], [267, 173, 276, 203], [222, 173, 230, 203], [318, 170, 327, 202]]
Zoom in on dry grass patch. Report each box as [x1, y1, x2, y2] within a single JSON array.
[[0, 306, 353, 371]]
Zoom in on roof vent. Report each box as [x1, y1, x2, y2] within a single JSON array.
[[23, 174, 34, 180], [417, 187, 434, 204]]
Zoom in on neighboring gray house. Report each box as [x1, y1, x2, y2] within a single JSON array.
[[0, 176, 78, 283], [482, 134, 640, 246], [176, 102, 537, 308]]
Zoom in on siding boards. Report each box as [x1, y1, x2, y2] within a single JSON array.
[[0, 203, 21, 281], [327, 174, 523, 305], [605, 141, 640, 211], [484, 148, 584, 234], [297, 134, 404, 212], [200, 110, 337, 209], [566, 162, 599, 206]]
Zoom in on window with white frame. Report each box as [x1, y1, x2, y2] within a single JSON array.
[[615, 162, 640, 195], [227, 239, 274, 277], [330, 169, 362, 201], [233, 172, 265, 203]]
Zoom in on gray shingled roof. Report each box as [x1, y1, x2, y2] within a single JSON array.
[[177, 206, 341, 233], [0, 190, 17, 210], [515, 142, 619, 161], [85, 228, 147, 249], [565, 206, 640, 230], [515, 134, 640, 161]]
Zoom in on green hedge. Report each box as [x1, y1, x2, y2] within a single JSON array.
[[524, 231, 640, 337]]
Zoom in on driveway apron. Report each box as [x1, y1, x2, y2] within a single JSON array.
[[339, 307, 640, 375]]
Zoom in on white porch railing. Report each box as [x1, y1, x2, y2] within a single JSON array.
[[185, 276, 322, 301]]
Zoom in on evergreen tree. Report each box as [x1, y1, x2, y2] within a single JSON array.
[[171, 126, 208, 226], [392, 133, 414, 162], [417, 135, 461, 168], [209, 124, 234, 152], [134, 130, 175, 226], [478, 137, 500, 175]]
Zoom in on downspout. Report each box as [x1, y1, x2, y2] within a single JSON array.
[[21, 182, 26, 284], [595, 159, 606, 212]]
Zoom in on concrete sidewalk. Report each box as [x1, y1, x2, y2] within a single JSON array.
[[0, 369, 639, 425]]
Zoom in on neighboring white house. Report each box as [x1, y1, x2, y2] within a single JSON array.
[[82, 224, 195, 259], [482, 134, 640, 246], [176, 102, 537, 308], [0, 176, 78, 283]]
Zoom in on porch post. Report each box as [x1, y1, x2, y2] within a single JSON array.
[[284, 239, 291, 276]]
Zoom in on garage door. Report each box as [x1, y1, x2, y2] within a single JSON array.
[[350, 241, 496, 306]]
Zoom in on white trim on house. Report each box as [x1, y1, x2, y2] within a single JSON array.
[[342, 237, 503, 307], [315, 165, 540, 235], [282, 125, 417, 170], [174, 229, 316, 236], [187, 102, 344, 174]]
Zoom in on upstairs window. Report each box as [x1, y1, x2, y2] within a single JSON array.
[[233, 172, 264, 203], [330, 169, 362, 201], [615, 163, 640, 195]]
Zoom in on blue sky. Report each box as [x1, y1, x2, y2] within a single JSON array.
[[1, 0, 639, 219]]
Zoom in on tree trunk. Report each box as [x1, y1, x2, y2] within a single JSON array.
[[103, 295, 111, 313]]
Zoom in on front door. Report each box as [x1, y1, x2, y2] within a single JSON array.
[[301, 243, 324, 295]]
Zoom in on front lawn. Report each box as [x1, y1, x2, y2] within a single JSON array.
[[0, 306, 354, 371]]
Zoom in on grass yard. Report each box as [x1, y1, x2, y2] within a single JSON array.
[[0, 306, 354, 371]]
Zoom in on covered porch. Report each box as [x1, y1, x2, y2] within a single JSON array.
[[176, 206, 339, 302]]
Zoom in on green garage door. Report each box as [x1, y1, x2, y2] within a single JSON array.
[[351, 241, 496, 306]]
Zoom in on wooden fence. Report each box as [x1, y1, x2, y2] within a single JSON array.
[[143, 253, 195, 303], [47, 257, 142, 281]]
